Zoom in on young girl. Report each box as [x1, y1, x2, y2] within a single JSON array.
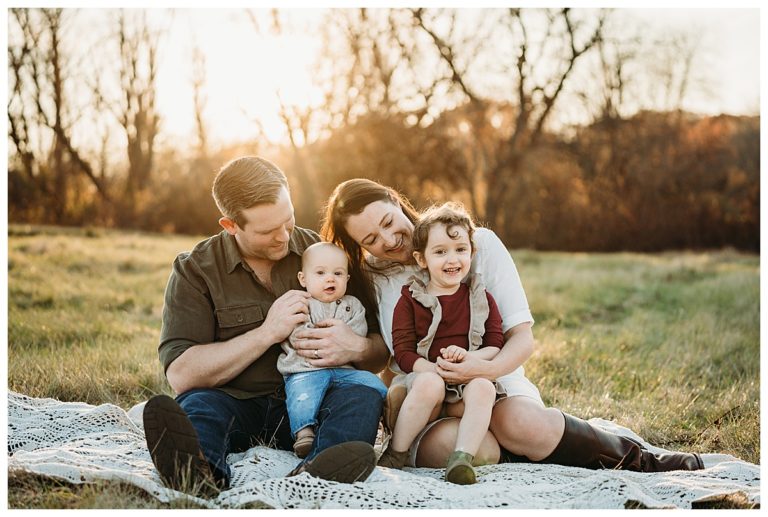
[[377, 202, 506, 484]]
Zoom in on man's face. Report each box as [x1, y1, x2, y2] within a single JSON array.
[[225, 187, 296, 263]]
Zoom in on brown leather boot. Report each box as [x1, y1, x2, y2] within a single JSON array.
[[377, 446, 410, 469], [543, 412, 704, 472]]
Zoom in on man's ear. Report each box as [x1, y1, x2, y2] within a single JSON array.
[[413, 251, 427, 269], [297, 271, 306, 287], [219, 216, 238, 235]]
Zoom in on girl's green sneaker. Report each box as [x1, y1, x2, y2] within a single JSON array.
[[445, 450, 477, 485]]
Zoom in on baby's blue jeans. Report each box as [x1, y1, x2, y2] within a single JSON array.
[[284, 368, 387, 437]]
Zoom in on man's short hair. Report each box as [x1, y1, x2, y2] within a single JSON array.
[[212, 156, 289, 227]]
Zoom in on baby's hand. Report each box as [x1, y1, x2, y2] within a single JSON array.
[[440, 345, 467, 363]]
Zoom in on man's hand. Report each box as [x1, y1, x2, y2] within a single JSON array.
[[440, 345, 467, 363], [261, 290, 311, 344], [292, 318, 365, 367]]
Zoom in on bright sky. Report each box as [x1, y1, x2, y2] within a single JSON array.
[[148, 7, 760, 145], [8, 6, 763, 147], [60, 8, 760, 147], [621, 8, 760, 114], [152, 9, 327, 146]]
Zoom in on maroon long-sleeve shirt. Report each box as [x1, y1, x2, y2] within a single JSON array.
[[391, 283, 505, 373]]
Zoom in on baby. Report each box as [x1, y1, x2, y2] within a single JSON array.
[[277, 242, 387, 458]]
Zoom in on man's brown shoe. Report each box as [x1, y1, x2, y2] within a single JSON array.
[[143, 394, 221, 497], [288, 441, 376, 483]]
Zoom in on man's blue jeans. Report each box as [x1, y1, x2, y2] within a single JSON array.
[[284, 368, 387, 437], [175, 383, 384, 487]]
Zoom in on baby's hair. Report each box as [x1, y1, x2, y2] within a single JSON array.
[[301, 241, 349, 270], [412, 202, 476, 256]]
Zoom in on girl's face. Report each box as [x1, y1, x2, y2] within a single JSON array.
[[414, 223, 472, 294], [343, 200, 415, 264]]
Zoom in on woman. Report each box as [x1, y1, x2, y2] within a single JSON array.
[[320, 178, 703, 472]]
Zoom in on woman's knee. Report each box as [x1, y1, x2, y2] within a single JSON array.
[[414, 418, 457, 467], [490, 398, 564, 448], [414, 418, 500, 467]]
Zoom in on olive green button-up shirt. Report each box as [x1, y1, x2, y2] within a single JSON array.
[[158, 227, 378, 399]]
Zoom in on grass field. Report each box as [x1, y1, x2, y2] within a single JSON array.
[[7, 224, 760, 509]]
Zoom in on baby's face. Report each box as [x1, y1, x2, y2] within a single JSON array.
[[299, 247, 350, 302]]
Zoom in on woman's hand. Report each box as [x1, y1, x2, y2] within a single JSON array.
[[435, 353, 493, 384], [292, 318, 365, 367]]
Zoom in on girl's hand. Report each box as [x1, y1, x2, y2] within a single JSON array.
[[440, 345, 467, 363]]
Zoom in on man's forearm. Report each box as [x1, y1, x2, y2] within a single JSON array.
[[166, 325, 277, 395], [351, 333, 390, 374]]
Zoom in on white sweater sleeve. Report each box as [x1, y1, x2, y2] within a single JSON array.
[[371, 264, 421, 354], [471, 228, 534, 332], [344, 295, 369, 338]]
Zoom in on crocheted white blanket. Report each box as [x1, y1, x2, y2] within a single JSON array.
[[7, 391, 760, 509]]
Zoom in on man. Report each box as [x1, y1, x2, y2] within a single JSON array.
[[144, 156, 390, 496]]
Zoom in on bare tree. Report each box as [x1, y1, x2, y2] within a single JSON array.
[[8, 8, 111, 224], [99, 10, 162, 226], [191, 45, 209, 158], [276, 94, 322, 221], [403, 8, 607, 230]]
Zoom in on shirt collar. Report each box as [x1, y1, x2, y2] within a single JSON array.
[[223, 230, 303, 274]]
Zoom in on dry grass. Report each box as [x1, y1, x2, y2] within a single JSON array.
[[7, 225, 760, 508]]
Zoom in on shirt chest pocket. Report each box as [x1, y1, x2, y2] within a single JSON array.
[[215, 304, 266, 341]]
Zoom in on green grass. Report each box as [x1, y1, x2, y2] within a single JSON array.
[[7, 225, 760, 508], [515, 249, 759, 463]]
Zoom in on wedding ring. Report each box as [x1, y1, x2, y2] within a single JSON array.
[[314, 349, 319, 359]]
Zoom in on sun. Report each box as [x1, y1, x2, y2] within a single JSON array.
[[154, 8, 327, 146]]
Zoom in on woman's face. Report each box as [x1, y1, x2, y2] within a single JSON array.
[[344, 200, 415, 264]]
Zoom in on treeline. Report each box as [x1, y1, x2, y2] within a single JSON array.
[[7, 8, 760, 251], [287, 109, 760, 252], [10, 109, 759, 252]]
